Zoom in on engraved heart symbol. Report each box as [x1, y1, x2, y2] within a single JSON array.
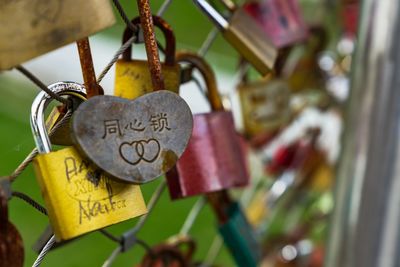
[[72, 91, 193, 184], [119, 139, 161, 165]]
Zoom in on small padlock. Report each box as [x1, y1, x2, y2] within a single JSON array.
[[0, 0, 115, 70], [114, 16, 180, 99], [193, 0, 277, 75], [237, 69, 291, 138], [0, 181, 24, 267], [286, 25, 327, 92], [218, 202, 262, 267], [31, 82, 147, 241], [167, 52, 249, 199], [243, 0, 308, 48]]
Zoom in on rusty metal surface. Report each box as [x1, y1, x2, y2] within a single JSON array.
[[139, 237, 196, 267], [72, 90, 193, 184], [139, 245, 189, 267], [122, 16, 176, 66], [76, 38, 103, 98], [137, 0, 165, 91], [170, 111, 249, 198], [0, 189, 24, 267]]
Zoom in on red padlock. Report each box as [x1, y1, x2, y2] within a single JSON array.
[[166, 52, 249, 199]]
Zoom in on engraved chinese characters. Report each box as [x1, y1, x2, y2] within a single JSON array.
[[72, 91, 193, 184], [0, 0, 115, 70], [31, 82, 147, 241]]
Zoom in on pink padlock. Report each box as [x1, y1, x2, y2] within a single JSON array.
[[244, 0, 308, 48]]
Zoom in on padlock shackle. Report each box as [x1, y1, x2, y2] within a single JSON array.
[[168, 235, 196, 262], [30, 82, 86, 154], [122, 16, 176, 66], [176, 52, 224, 111], [193, 0, 229, 29]]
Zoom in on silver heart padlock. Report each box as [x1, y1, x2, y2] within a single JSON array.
[[71, 90, 193, 184]]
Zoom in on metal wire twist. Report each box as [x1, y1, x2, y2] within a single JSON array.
[[12, 191, 47, 215], [15, 66, 69, 105], [112, 0, 138, 32], [32, 235, 56, 267], [97, 36, 136, 83], [3, 1, 226, 266], [7, 110, 72, 183]]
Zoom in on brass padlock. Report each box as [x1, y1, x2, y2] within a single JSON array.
[[167, 52, 249, 199], [237, 74, 291, 138], [114, 16, 180, 99], [0, 0, 115, 70], [193, 0, 277, 74], [31, 82, 147, 241]]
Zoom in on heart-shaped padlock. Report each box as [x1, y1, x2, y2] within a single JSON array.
[[72, 90, 193, 184]]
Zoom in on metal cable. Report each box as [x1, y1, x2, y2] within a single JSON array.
[[198, 28, 219, 57], [157, 0, 173, 16], [97, 36, 136, 83], [12, 191, 47, 215], [112, 0, 138, 32], [100, 230, 122, 244], [9, 2, 225, 267], [202, 236, 223, 266], [7, 149, 37, 182], [124, 180, 166, 237], [15, 66, 69, 105], [7, 110, 72, 183], [179, 197, 206, 235], [191, 75, 209, 100], [32, 235, 56, 267], [101, 246, 123, 267], [101, 181, 166, 267], [7, 109, 71, 182]]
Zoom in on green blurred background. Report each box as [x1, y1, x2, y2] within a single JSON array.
[[0, 0, 338, 266]]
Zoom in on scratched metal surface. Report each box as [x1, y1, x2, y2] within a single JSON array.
[[72, 90, 193, 184]]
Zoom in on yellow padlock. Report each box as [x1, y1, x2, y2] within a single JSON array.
[[31, 82, 147, 241], [114, 16, 180, 99], [237, 75, 291, 138]]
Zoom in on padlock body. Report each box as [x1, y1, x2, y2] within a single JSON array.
[[223, 8, 277, 75], [238, 79, 290, 137], [243, 0, 308, 48], [33, 147, 147, 241], [168, 111, 249, 199], [0, 0, 115, 70], [219, 202, 261, 267], [45, 91, 86, 146], [114, 60, 180, 99]]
